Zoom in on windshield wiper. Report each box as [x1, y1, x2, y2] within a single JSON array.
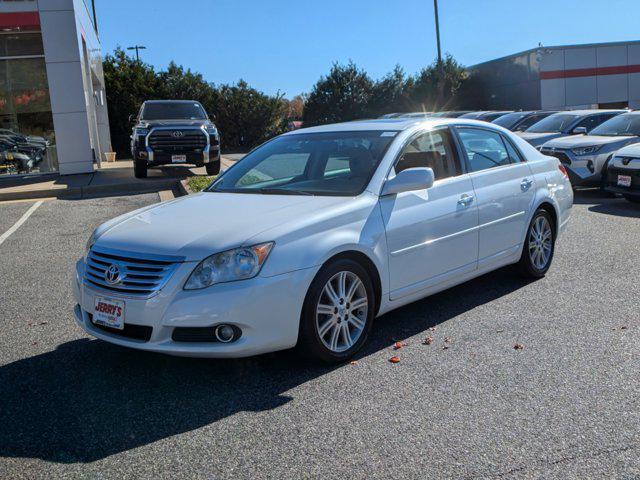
[[256, 187, 314, 196]]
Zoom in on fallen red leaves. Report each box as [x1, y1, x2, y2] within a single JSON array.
[[514, 343, 524, 350], [389, 356, 401, 364], [423, 336, 433, 345], [393, 341, 408, 350]]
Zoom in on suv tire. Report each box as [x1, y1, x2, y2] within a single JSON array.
[[134, 159, 147, 178], [205, 161, 220, 176]]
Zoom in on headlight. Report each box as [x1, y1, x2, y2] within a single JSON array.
[[84, 228, 101, 260], [184, 242, 274, 290], [571, 145, 602, 156], [134, 127, 149, 136]]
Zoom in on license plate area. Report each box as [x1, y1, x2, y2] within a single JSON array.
[[617, 174, 632, 187], [171, 154, 187, 163], [93, 297, 125, 330]]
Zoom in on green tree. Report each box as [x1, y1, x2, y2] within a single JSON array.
[[409, 54, 468, 111], [103, 48, 163, 156], [303, 62, 374, 126], [368, 65, 413, 116], [103, 49, 288, 155], [211, 80, 287, 150]]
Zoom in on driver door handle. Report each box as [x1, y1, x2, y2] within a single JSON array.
[[521, 178, 533, 191], [458, 194, 474, 206]]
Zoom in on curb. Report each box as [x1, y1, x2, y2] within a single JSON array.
[[0, 178, 183, 202]]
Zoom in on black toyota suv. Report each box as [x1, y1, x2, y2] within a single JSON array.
[[130, 100, 221, 178]]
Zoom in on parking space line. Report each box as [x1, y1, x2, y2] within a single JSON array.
[[0, 200, 43, 246]]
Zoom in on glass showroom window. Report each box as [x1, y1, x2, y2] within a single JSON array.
[[0, 21, 57, 176]]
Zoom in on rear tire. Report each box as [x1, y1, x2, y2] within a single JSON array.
[[297, 259, 375, 364], [134, 159, 148, 178], [205, 161, 220, 176], [624, 195, 640, 204], [518, 208, 556, 279]]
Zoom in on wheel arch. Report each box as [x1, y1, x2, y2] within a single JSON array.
[[318, 250, 383, 316]]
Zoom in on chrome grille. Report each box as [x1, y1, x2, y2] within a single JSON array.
[[84, 248, 181, 296], [148, 129, 207, 152]]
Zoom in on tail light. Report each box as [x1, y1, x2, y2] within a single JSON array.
[[558, 164, 569, 179]]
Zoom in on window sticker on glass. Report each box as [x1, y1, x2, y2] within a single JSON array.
[[380, 131, 398, 137]]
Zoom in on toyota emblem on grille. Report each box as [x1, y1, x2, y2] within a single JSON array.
[[172, 131, 184, 138], [105, 264, 123, 285]]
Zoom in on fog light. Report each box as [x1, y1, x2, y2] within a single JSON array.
[[587, 160, 594, 173], [215, 324, 236, 343]]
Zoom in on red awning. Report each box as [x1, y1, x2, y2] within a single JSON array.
[[0, 12, 40, 31]]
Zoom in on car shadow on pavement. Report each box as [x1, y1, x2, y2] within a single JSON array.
[[572, 189, 640, 218], [0, 268, 532, 464]]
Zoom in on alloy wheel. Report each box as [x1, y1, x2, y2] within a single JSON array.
[[528, 215, 553, 270], [315, 271, 368, 353]]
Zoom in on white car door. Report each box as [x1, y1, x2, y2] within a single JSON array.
[[379, 127, 479, 300], [455, 126, 536, 268]]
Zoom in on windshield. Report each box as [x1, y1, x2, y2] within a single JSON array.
[[590, 114, 640, 137], [493, 112, 527, 128], [525, 113, 580, 133], [208, 131, 397, 196], [141, 102, 207, 120]]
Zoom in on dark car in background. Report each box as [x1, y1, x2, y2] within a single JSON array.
[[492, 111, 557, 132], [459, 111, 514, 122], [517, 110, 624, 148], [605, 142, 640, 203], [130, 100, 221, 178]]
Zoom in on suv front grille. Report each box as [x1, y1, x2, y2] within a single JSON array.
[[148, 129, 207, 152], [85, 248, 180, 296], [540, 148, 572, 165]]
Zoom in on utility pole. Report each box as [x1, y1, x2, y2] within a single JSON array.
[[433, 0, 445, 104], [127, 45, 147, 62]]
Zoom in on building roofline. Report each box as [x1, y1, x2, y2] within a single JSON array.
[[468, 39, 640, 69]]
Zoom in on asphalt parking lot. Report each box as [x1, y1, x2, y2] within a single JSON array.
[[0, 191, 638, 479]]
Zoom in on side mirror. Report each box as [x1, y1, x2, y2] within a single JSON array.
[[381, 167, 435, 196], [128, 114, 136, 125], [572, 126, 587, 134]]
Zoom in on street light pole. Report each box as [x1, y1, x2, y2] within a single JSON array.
[[433, 0, 445, 104], [127, 45, 147, 62]]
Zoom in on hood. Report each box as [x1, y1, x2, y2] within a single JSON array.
[[614, 142, 640, 157], [94, 192, 346, 261], [138, 119, 213, 128], [516, 132, 563, 146], [543, 134, 637, 149]]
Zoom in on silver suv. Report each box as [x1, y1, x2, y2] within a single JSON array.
[[540, 112, 640, 189]]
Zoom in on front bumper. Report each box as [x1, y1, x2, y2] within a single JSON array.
[[541, 149, 608, 186], [605, 166, 640, 197], [72, 259, 317, 358]]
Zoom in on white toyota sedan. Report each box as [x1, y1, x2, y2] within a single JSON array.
[[73, 118, 573, 363]]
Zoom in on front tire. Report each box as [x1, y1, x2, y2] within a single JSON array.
[[518, 208, 556, 278], [297, 259, 375, 363], [205, 160, 220, 176], [134, 159, 148, 178]]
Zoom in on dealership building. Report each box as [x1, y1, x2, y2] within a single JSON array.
[[469, 40, 640, 111], [0, 0, 111, 177]]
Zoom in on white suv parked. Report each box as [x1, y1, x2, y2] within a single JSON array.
[[73, 118, 573, 363]]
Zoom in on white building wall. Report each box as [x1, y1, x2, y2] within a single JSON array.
[[36, 0, 110, 175], [540, 41, 640, 110]]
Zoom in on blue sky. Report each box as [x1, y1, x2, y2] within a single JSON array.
[[97, 0, 640, 98]]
